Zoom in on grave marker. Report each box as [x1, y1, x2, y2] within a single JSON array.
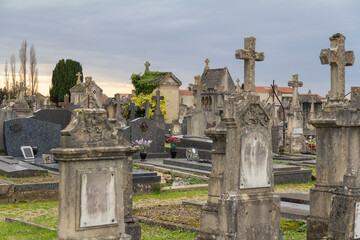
[[142, 100, 152, 119]]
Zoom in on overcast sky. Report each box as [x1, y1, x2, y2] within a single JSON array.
[[0, 0, 359, 98]]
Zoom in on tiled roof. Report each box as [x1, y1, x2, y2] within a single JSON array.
[[180, 90, 193, 96], [255, 86, 293, 94]]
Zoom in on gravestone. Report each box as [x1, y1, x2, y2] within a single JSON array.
[[0, 109, 18, 154], [58, 94, 74, 109], [142, 100, 152, 119], [307, 33, 356, 240], [31, 109, 71, 129], [127, 101, 137, 121], [198, 36, 282, 240], [114, 93, 126, 128], [4, 118, 61, 157], [286, 74, 306, 153], [0, 156, 47, 178], [51, 108, 139, 240], [12, 82, 32, 117]]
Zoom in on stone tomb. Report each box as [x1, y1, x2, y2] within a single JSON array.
[[0, 109, 18, 154], [0, 156, 47, 178], [31, 109, 71, 129], [4, 118, 61, 157], [51, 109, 139, 240]]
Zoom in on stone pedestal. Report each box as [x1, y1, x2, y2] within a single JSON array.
[[198, 120, 226, 240], [52, 109, 139, 240]]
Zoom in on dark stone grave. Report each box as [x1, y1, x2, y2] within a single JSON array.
[[0, 109, 18, 154], [4, 118, 61, 157], [31, 109, 71, 129], [185, 147, 200, 161], [0, 156, 47, 178]]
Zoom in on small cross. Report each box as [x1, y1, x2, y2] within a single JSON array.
[[128, 101, 138, 120], [235, 36, 264, 92], [236, 78, 240, 89], [288, 74, 303, 109], [18, 82, 27, 100], [145, 61, 151, 71], [76, 72, 82, 85], [320, 33, 355, 101], [59, 94, 74, 109], [151, 90, 164, 116], [204, 58, 210, 70], [114, 94, 125, 125], [142, 100, 152, 118]]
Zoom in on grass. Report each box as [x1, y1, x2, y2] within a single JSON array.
[[0, 221, 57, 240], [0, 173, 59, 184], [134, 189, 208, 201], [275, 180, 315, 192], [282, 219, 307, 239]]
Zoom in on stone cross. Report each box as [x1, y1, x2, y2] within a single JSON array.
[[151, 90, 164, 116], [76, 72, 82, 85], [128, 101, 137, 120], [59, 94, 74, 109], [320, 33, 355, 101], [288, 74, 303, 109], [235, 36, 264, 92], [145, 61, 151, 71], [18, 82, 26, 100], [204, 58, 210, 70], [114, 94, 125, 125], [310, 97, 316, 114], [142, 100, 152, 119]]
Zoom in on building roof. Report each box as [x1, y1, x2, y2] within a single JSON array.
[[255, 86, 293, 94], [180, 90, 193, 96], [299, 94, 323, 103], [155, 72, 182, 86], [201, 67, 235, 91]]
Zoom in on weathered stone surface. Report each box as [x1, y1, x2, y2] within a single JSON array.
[[4, 118, 61, 157], [0, 109, 18, 153], [51, 108, 138, 240], [31, 109, 71, 129], [0, 156, 48, 178]]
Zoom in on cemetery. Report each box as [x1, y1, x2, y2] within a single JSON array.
[[0, 12, 359, 239]]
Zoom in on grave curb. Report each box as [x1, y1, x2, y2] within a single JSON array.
[[161, 184, 208, 192], [134, 215, 199, 233], [5, 217, 57, 232]]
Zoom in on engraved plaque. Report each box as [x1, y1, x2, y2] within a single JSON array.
[[293, 128, 303, 135], [240, 128, 271, 189], [354, 202, 360, 238], [80, 171, 117, 228]]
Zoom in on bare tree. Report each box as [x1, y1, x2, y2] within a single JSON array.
[[29, 44, 38, 95], [4, 60, 9, 98], [19, 40, 27, 96], [10, 54, 17, 94]]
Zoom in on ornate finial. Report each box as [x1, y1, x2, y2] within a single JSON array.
[[236, 78, 240, 89], [85, 76, 92, 85], [145, 61, 151, 71], [204, 58, 210, 70], [76, 72, 82, 85]]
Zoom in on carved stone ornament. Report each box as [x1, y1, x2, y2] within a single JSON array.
[[240, 104, 270, 128], [140, 122, 148, 132]]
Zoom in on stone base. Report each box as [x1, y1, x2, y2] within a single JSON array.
[[307, 216, 329, 240], [218, 192, 283, 240], [125, 218, 141, 240], [197, 204, 218, 240]]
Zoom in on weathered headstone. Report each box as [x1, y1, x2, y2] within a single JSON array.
[[4, 118, 61, 157], [58, 94, 74, 109], [0, 109, 18, 154], [12, 82, 32, 117], [51, 108, 139, 240], [31, 109, 71, 129], [114, 94, 126, 128], [142, 100, 152, 119], [286, 74, 305, 153], [0, 156, 47, 178], [128, 101, 137, 121], [307, 33, 356, 240]]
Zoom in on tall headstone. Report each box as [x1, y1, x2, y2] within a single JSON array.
[[187, 76, 207, 136], [320, 33, 355, 104], [58, 94, 74, 109], [114, 93, 126, 128], [307, 33, 355, 240], [142, 100, 152, 119], [127, 101, 137, 121], [286, 74, 305, 153], [198, 37, 282, 239], [235, 36, 264, 92], [51, 108, 139, 240]]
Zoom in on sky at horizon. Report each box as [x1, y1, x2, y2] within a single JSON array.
[[0, 0, 359, 98]]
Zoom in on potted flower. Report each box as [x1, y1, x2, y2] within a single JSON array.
[[134, 138, 152, 161], [167, 137, 181, 158]]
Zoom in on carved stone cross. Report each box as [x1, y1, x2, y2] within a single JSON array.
[[235, 36, 264, 92], [288, 74, 303, 109], [320, 33, 355, 101], [142, 100, 152, 119], [236, 78, 240, 90], [18, 82, 27, 100], [128, 101, 138, 120], [145, 61, 151, 71], [76, 72, 82, 85], [59, 94, 74, 109], [151, 90, 164, 116], [114, 94, 125, 125], [310, 97, 316, 114], [204, 58, 210, 70]]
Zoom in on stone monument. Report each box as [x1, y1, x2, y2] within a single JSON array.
[[51, 107, 140, 240], [286, 74, 306, 153], [12, 82, 32, 117], [114, 93, 126, 128], [198, 36, 282, 239], [307, 33, 356, 240]]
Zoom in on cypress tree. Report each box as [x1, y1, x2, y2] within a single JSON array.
[[50, 59, 83, 103]]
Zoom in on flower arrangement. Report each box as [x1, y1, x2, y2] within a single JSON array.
[[133, 138, 152, 152], [167, 137, 181, 149]]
